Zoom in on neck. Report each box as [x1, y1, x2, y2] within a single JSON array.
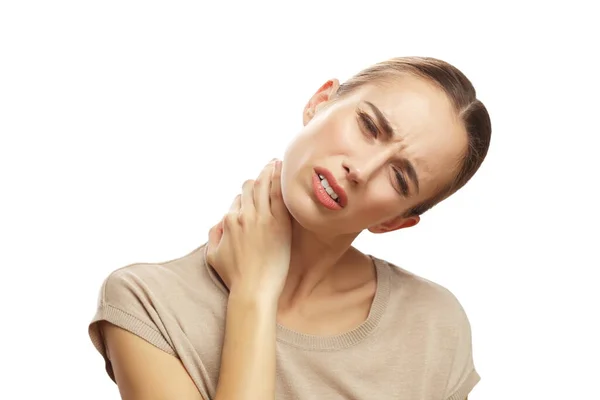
[[278, 219, 361, 311]]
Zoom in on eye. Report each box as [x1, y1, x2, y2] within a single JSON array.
[[392, 166, 409, 196], [357, 111, 379, 138]]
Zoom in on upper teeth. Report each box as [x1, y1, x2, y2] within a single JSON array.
[[318, 174, 339, 201]]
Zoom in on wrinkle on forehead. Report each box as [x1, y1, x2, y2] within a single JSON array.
[[356, 78, 467, 191]]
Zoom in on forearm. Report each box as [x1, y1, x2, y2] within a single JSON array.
[[214, 291, 278, 400]]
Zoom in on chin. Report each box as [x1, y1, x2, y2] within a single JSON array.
[[281, 185, 357, 237], [282, 186, 321, 231]]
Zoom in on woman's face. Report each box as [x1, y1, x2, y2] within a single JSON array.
[[281, 74, 468, 236]]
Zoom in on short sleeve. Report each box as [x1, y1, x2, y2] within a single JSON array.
[[443, 300, 481, 400], [88, 265, 177, 382]]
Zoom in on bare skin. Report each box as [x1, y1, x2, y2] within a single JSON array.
[[277, 246, 376, 336], [101, 322, 203, 400], [101, 73, 470, 399]]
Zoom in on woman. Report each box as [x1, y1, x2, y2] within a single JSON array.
[[89, 56, 491, 400]]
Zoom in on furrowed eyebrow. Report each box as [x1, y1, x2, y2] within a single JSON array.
[[364, 101, 396, 140], [364, 101, 420, 195]]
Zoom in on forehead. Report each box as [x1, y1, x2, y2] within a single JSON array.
[[344, 75, 468, 185]]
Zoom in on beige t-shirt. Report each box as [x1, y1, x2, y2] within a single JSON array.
[[88, 244, 480, 399]]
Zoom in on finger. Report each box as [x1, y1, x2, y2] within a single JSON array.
[[229, 194, 241, 213], [223, 195, 241, 231], [240, 179, 255, 217], [270, 160, 288, 219], [207, 220, 223, 248], [211, 219, 224, 244], [254, 159, 277, 214], [206, 219, 223, 264]]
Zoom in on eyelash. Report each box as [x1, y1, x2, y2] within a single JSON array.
[[357, 111, 378, 138], [356, 110, 408, 196], [393, 167, 409, 196]]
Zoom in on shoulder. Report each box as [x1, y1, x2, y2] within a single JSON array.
[[375, 257, 480, 399], [88, 244, 220, 399], [88, 244, 223, 375], [98, 244, 216, 309], [378, 257, 471, 327], [103, 243, 208, 284]]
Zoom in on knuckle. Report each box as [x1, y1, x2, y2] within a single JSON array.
[[237, 212, 253, 226], [270, 189, 282, 200], [224, 212, 237, 225]]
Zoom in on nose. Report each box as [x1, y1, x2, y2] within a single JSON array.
[[343, 157, 382, 185], [344, 163, 363, 185]]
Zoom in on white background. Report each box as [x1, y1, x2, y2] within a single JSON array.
[[1, 1, 598, 399]]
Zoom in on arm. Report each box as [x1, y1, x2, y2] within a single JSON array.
[[206, 159, 290, 400], [214, 292, 278, 400], [102, 160, 289, 400], [101, 322, 204, 400], [102, 294, 278, 400]]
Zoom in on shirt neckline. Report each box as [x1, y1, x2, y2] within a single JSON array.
[[201, 244, 391, 351]]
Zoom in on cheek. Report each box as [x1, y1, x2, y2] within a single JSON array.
[[356, 182, 402, 219], [283, 133, 317, 171], [312, 113, 359, 151]]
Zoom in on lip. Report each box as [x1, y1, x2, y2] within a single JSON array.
[[314, 167, 348, 208]]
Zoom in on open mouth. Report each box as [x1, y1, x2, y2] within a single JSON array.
[[317, 174, 340, 203], [312, 167, 347, 210]]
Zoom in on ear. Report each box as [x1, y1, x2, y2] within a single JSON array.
[[368, 215, 420, 234], [303, 79, 340, 126]]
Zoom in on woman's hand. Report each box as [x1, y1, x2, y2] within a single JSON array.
[[206, 159, 292, 301]]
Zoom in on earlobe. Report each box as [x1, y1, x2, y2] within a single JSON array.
[[368, 215, 420, 234], [303, 79, 340, 125]]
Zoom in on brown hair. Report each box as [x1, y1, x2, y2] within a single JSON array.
[[333, 56, 492, 217]]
